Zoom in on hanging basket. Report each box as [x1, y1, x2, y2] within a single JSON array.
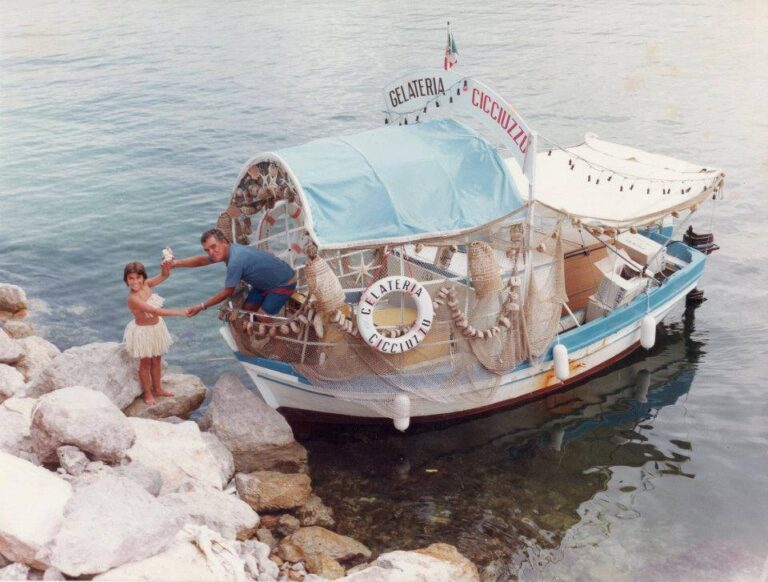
[[468, 241, 503, 298], [304, 256, 346, 313]]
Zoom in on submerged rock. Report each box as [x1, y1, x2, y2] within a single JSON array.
[[236, 471, 312, 512], [30, 386, 136, 464], [26, 342, 140, 409], [0, 452, 72, 569], [123, 373, 207, 420], [199, 373, 308, 474], [297, 495, 336, 529]]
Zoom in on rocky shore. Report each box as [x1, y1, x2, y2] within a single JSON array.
[[0, 283, 479, 582]]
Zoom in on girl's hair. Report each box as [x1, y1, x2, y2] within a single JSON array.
[[123, 261, 147, 284]]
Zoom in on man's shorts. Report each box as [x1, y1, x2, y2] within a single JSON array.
[[245, 283, 297, 315]]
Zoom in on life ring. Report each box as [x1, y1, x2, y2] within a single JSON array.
[[357, 276, 434, 354], [257, 200, 307, 256]]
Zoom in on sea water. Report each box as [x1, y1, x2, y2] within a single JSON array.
[[1, 1, 766, 579]]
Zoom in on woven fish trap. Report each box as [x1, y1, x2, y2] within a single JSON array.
[[304, 256, 346, 313], [216, 212, 234, 242], [469, 241, 503, 297]]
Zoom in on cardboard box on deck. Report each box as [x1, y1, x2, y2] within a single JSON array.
[[597, 269, 647, 308], [615, 231, 666, 274]]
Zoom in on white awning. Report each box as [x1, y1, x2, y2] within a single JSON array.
[[529, 134, 724, 227]]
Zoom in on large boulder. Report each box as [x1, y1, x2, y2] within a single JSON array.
[[93, 526, 277, 582], [123, 373, 207, 419], [0, 397, 37, 460], [0, 285, 28, 315], [159, 484, 260, 540], [0, 452, 72, 569], [0, 364, 25, 403], [236, 471, 312, 513], [277, 527, 371, 567], [0, 330, 22, 366], [41, 475, 179, 577], [125, 418, 234, 494], [340, 544, 479, 582], [13, 337, 60, 383], [200, 373, 307, 474], [30, 386, 136, 464], [26, 342, 140, 408], [1, 320, 36, 340]]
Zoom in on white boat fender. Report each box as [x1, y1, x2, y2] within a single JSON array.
[[553, 343, 570, 381], [641, 314, 656, 349], [393, 394, 411, 432], [634, 369, 651, 403]]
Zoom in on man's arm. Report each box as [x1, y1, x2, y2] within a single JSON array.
[[187, 287, 237, 316], [171, 256, 211, 269]]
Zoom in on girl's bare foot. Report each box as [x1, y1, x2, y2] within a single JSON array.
[[153, 389, 174, 397], [143, 394, 157, 405]]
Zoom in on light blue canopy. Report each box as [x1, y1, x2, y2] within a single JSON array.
[[274, 118, 526, 249]]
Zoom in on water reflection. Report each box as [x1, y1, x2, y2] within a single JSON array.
[[299, 316, 705, 578]]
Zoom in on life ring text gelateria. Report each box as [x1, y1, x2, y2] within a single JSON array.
[[357, 276, 434, 354]]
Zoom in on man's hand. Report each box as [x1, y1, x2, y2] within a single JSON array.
[[186, 304, 204, 317]]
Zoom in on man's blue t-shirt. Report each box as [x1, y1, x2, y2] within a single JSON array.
[[224, 244, 294, 291]]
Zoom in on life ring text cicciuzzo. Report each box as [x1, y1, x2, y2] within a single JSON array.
[[357, 276, 434, 354]]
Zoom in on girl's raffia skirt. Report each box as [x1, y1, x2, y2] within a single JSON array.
[[123, 318, 173, 358]]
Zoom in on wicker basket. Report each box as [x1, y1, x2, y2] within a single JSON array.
[[304, 256, 346, 313], [469, 241, 503, 297]]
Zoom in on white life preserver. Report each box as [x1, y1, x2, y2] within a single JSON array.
[[357, 276, 434, 354], [257, 200, 307, 256]]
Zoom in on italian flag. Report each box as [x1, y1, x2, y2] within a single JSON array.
[[444, 24, 458, 70]]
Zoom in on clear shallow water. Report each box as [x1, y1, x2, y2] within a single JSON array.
[[1, 1, 767, 579]]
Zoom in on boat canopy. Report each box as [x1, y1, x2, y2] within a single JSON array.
[[267, 119, 526, 250], [533, 134, 724, 227]]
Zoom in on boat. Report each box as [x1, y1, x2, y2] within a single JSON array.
[[213, 69, 724, 430]]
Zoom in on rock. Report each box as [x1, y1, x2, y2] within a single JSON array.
[[0, 452, 72, 569], [125, 418, 233, 494], [26, 342, 139, 408], [200, 432, 235, 487], [236, 471, 311, 512], [113, 462, 163, 497], [123, 373, 207, 420], [56, 446, 88, 476], [93, 526, 251, 582], [0, 397, 37, 459], [30, 386, 136, 464], [240, 539, 280, 581], [159, 486, 260, 540], [0, 285, 28, 315], [42, 475, 178, 577], [274, 515, 301, 538], [306, 554, 345, 580], [0, 563, 29, 581], [297, 495, 336, 529], [200, 373, 308, 473], [13, 337, 60, 383], [278, 527, 371, 567], [42, 566, 65, 580], [0, 330, 23, 367], [339, 544, 479, 582], [1, 321, 35, 340], [0, 364, 25, 402], [256, 528, 278, 550]]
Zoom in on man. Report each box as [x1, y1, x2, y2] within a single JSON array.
[[172, 228, 296, 317]]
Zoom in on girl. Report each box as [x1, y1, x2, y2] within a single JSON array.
[[123, 261, 187, 405]]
